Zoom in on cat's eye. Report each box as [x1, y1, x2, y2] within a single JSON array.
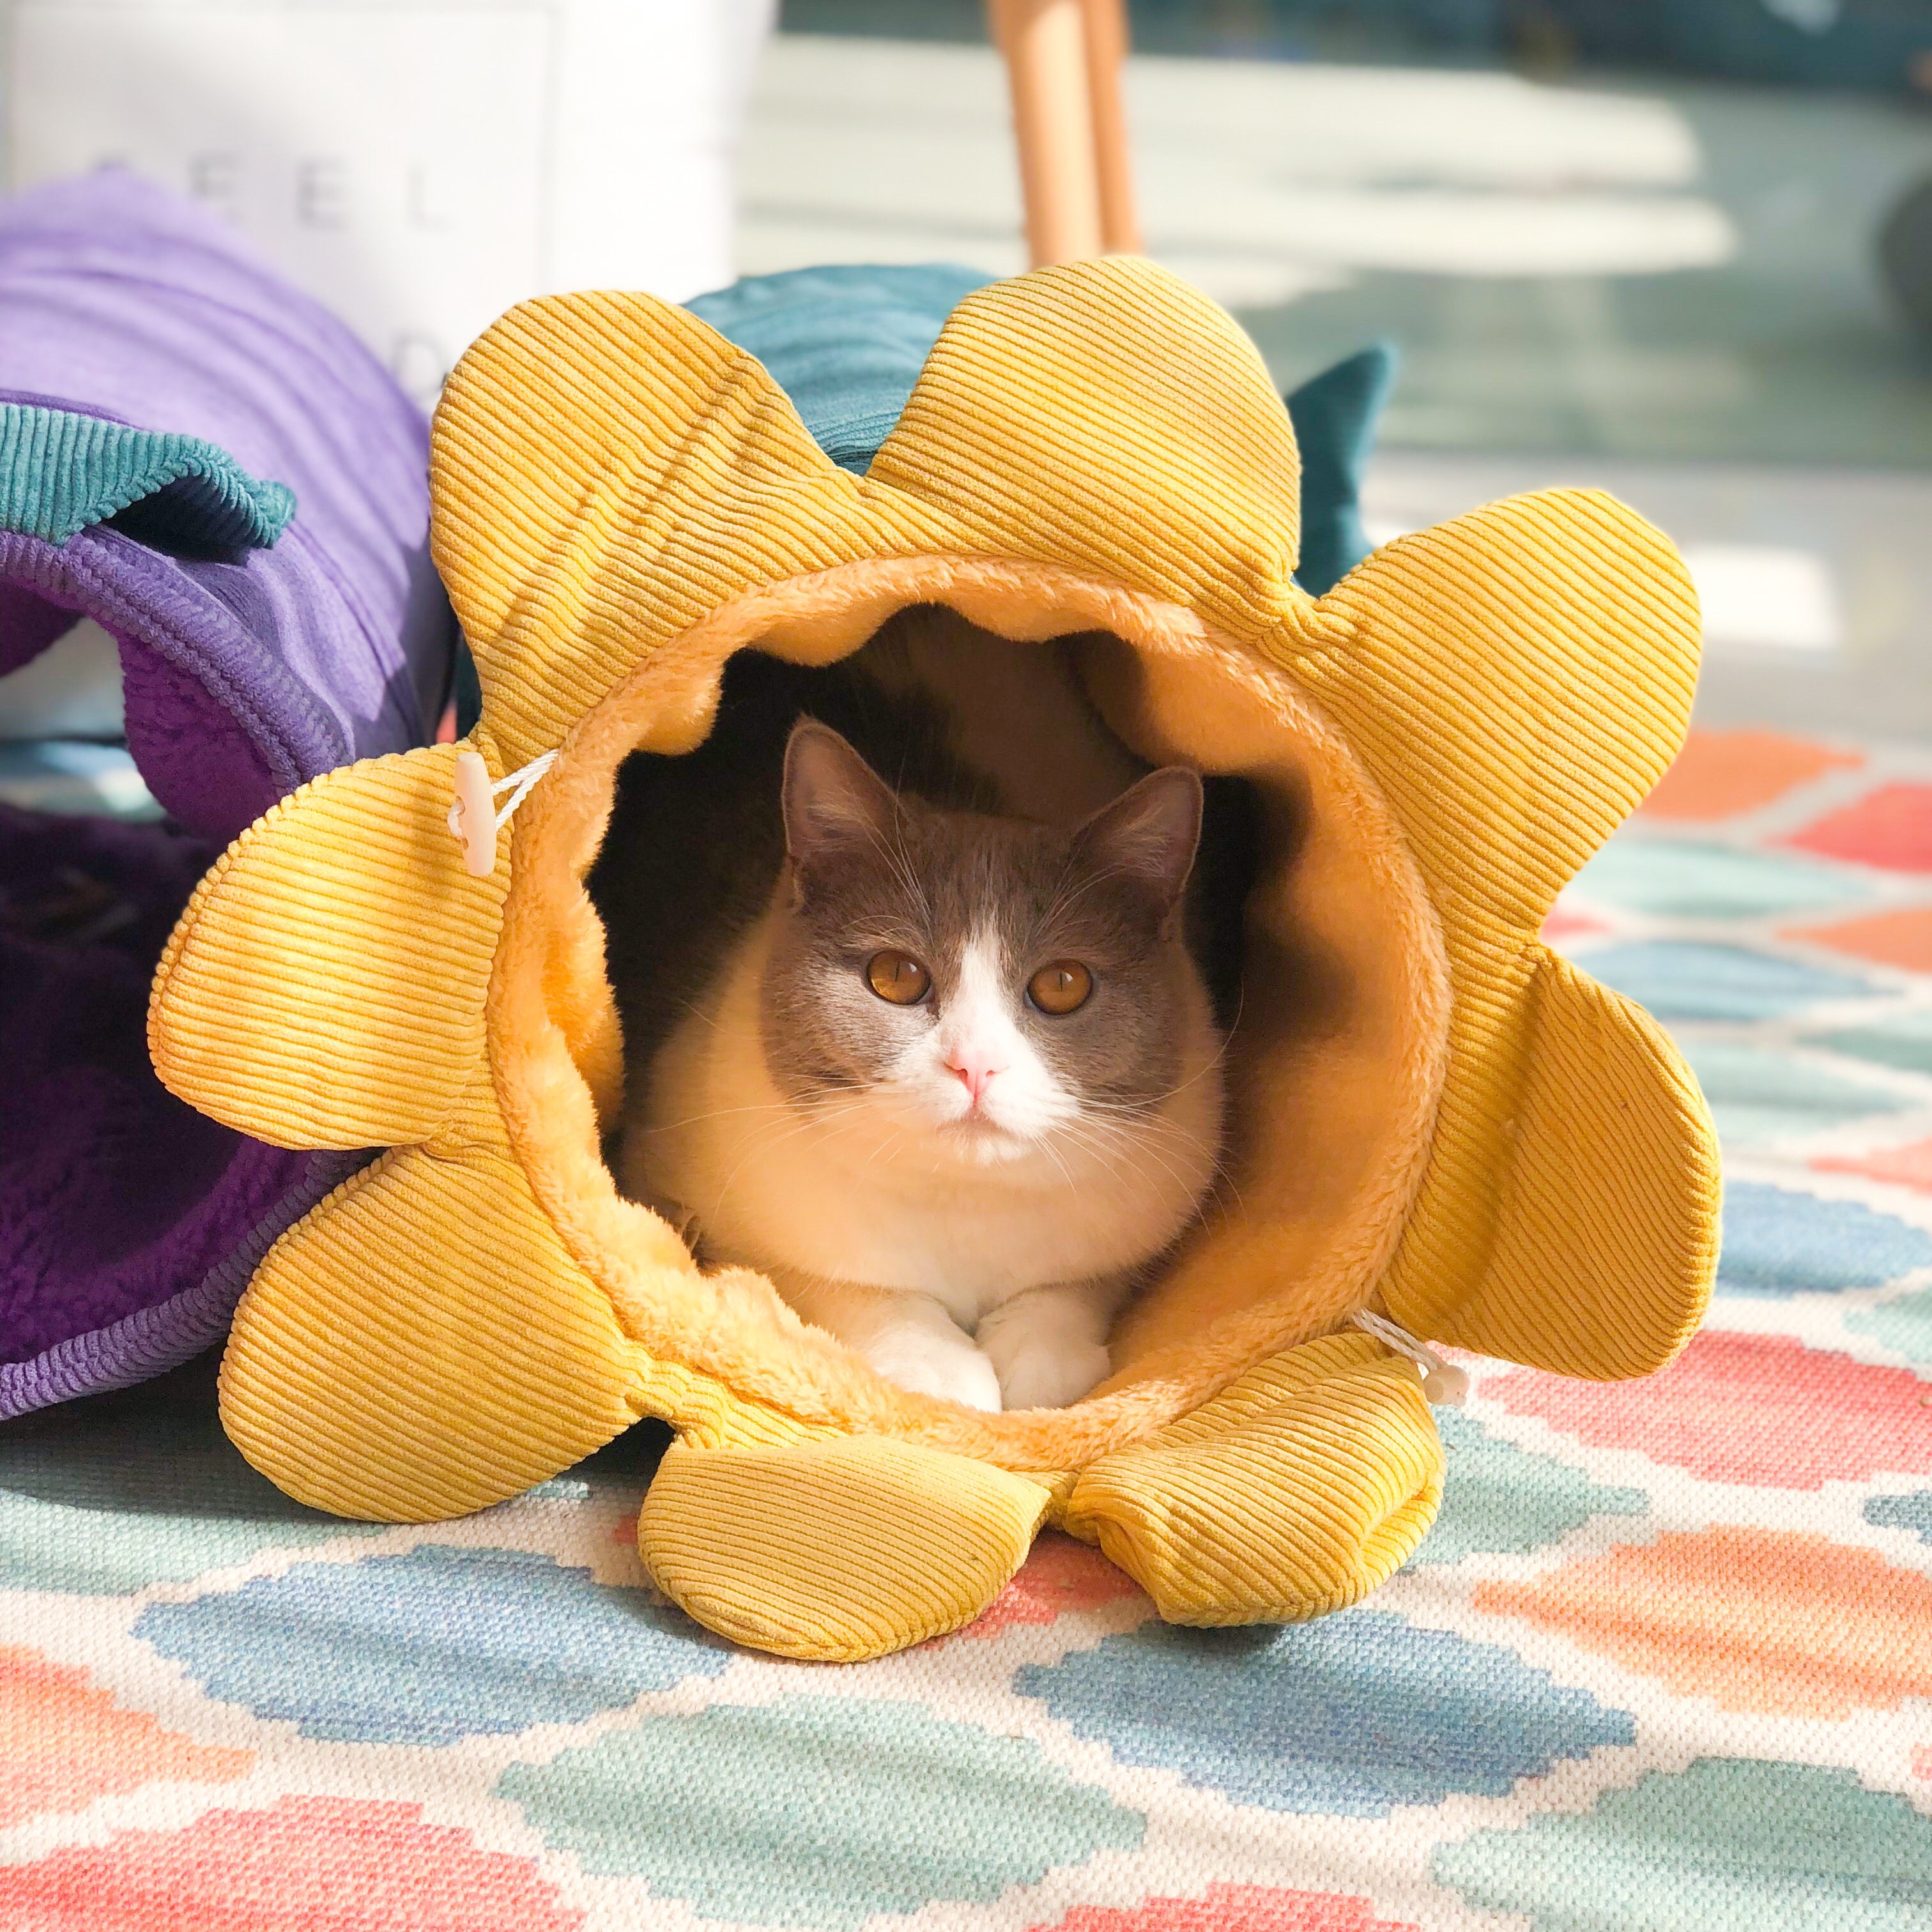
[[865, 951, 931, 1005], [1028, 960, 1094, 1015]]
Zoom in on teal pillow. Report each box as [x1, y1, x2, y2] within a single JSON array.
[[688, 263, 1396, 597], [1283, 341, 1397, 599]]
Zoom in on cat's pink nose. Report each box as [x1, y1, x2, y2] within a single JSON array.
[[946, 1050, 1004, 1105]]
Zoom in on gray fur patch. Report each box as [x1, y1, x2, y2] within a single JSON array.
[[763, 723, 1209, 1123]]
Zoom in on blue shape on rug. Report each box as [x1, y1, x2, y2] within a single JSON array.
[[1719, 1181, 1932, 1295], [132, 1543, 727, 1744], [1580, 942, 1873, 1022], [0, 1399, 378, 1596], [1866, 1491, 1932, 1544], [1013, 1610, 1633, 1816], [1413, 1409, 1644, 1566], [1570, 839, 1872, 919], [1432, 1757, 1932, 1930], [497, 1692, 1143, 1930], [1850, 1287, 1932, 1362], [1678, 1039, 1908, 1147], [1814, 1011, 1932, 1078]]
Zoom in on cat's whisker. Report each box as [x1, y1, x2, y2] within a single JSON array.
[[1055, 1119, 1201, 1197], [640, 1087, 886, 1163], [1011, 1120, 1082, 1190], [1041, 857, 1123, 928], [703, 1092, 881, 1194], [1082, 1027, 1240, 1116], [1067, 1115, 1218, 1162], [1052, 1110, 1245, 1218], [664, 991, 730, 1036], [859, 816, 932, 928], [859, 1127, 905, 1175], [634, 1096, 811, 1136]]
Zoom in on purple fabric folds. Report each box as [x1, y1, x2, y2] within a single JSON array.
[[0, 172, 454, 1415]]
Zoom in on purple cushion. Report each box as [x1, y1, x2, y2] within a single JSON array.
[[0, 172, 453, 1415]]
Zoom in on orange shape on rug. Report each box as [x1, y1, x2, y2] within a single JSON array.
[[1784, 907, 1932, 974], [1786, 783, 1932, 873], [962, 1531, 1146, 1639], [1031, 1882, 1418, 1931], [1480, 1331, 1932, 1488], [0, 1646, 252, 1827], [0, 1793, 583, 1932], [1541, 904, 1613, 945], [1639, 730, 1860, 824], [1814, 1137, 1932, 1195], [1475, 1526, 1932, 1718]]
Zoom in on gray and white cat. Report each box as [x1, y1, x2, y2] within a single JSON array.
[[599, 613, 1232, 1411]]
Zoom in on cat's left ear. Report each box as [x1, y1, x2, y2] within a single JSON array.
[[1075, 767, 1204, 914], [782, 719, 901, 886]]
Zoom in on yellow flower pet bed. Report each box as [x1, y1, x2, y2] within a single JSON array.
[[148, 257, 1719, 1664]]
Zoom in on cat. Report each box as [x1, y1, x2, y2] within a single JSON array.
[[592, 606, 1245, 1411], [615, 715, 1227, 1411]]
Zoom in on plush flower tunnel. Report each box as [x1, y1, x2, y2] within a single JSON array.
[[148, 259, 1720, 1663]]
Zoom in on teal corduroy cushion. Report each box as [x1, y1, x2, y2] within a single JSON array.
[[0, 401, 295, 550], [687, 262, 1396, 597]]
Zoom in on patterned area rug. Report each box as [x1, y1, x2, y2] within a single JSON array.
[[3, 726, 1930, 1931]]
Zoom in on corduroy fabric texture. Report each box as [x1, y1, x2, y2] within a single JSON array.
[[148, 257, 1720, 1663], [0, 400, 296, 549], [686, 262, 992, 478]]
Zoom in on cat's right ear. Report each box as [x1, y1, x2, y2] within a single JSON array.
[[1073, 766, 1204, 918], [781, 721, 900, 897]]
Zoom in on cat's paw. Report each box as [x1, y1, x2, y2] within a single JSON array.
[[864, 1328, 1004, 1412], [984, 1335, 1113, 1412]]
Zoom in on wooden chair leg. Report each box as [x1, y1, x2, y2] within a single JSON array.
[[1082, 0, 1141, 256], [987, 0, 1104, 267]]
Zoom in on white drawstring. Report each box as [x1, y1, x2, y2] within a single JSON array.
[[1352, 1308, 1469, 1406], [446, 747, 558, 877]]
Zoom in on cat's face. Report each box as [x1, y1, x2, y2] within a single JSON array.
[[761, 721, 1211, 1172]]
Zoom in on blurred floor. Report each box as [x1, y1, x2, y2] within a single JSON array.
[[1363, 454, 1932, 740], [739, 29, 1932, 737], [741, 33, 1932, 463]]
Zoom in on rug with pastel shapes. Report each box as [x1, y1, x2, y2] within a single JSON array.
[[3, 724, 1930, 1931]]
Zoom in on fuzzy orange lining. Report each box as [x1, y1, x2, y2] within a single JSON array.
[[487, 553, 1450, 1475]]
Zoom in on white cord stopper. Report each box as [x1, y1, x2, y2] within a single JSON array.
[[446, 747, 558, 877], [1351, 1309, 1469, 1406]]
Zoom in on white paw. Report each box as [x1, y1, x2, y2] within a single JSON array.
[[864, 1328, 1003, 1412], [984, 1336, 1112, 1412]]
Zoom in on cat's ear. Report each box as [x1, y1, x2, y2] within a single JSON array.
[[782, 721, 901, 884], [1075, 767, 1204, 914]]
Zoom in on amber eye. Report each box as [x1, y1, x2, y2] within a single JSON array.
[[1027, 960, 1094, 1015], [865, 951, 931, 1005]]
